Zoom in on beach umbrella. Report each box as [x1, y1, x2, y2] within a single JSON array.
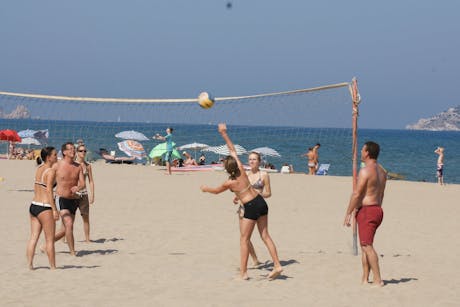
[[177, 142, 209, 159], [117, 140, 146, 160], [149, 142, 181, 159], [19, 137, 41, 146], [0, 129, 22, 142], [250, 147, 281, 158], [203, 144, 247, 156], [115, 130, 149, 141], [18, 129, 37, 138], [33, 129, 49, 140]]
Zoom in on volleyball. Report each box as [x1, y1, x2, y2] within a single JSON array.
[[198, 92, 215, 109]]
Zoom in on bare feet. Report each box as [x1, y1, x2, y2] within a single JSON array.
[[239, 273, 249, 280], [251, 260, 263, 268], [371, 280, 385, 288], [268, 266, 283, 280]]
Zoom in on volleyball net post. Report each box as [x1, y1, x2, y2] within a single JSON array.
[[349, 77, 361, 256]]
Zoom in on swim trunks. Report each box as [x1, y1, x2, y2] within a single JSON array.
[[58, 196, 79, 215], [243, 194, 268, 221], [29, 202, 52, 217], [356, 205, 383, 246], [164, 151, 173, 163], [437, 164, 443, 177], [77, 194, 89, 216]]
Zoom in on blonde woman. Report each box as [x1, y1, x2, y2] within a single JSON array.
[[201, 124, 282, 280], [26, 147, 59, 269], [75, 144, 95, 242], [234, 151, 272, 267]]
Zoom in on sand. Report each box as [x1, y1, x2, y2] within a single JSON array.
[[1, 159, 459, 306]]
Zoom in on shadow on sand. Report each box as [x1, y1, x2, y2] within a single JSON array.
[[90, 238, 124, 244], [76, 249, 118, 257], [384, 277, 418, 285]]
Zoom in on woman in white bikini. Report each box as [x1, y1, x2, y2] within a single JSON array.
[[201, 123, 282, 280], [233, 151, 272, 267], [75, 144, 95, 242], [26, 147, 59, 269]]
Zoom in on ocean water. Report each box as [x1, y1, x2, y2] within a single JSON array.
[[1, 119, 459, 184]]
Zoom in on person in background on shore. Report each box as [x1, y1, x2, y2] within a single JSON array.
[[201, 123, 283, 280], [434, 147, 444, 185], [198, 153, 206, 165], [313, 143, 321, 172], [183, 151, 198, 166], [26, 147, 59, 270], [343, 141, 387, 287], [154, 127, 174, 175], [52, 142, 85, 256], [302, 147, 316, 175], [75, 144, 95, 242]]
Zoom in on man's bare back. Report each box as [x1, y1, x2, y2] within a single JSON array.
[[360, 161, 387, 207]]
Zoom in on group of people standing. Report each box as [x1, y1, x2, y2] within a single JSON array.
[[27, 142, 94, 269], [26, 125, 390, 286]]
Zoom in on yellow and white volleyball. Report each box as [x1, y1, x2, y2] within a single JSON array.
[[198, 92, 215, 109]]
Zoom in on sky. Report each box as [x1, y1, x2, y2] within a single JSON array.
[[1, 0, 459, 129]]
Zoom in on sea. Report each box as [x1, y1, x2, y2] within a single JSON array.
[[1, 119, 459, 184]]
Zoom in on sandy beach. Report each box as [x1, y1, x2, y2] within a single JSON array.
[[1, 159, 459, 306]]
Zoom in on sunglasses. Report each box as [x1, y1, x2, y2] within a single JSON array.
[[78, 150, 87, 153]]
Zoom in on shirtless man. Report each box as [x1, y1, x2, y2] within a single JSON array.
[[53, 142, 85, 255], [343, 141, 387, 287], [434, 147, 444, 185]]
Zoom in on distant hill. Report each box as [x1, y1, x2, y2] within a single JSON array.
[[406, 106, 460, 131], [0, 105, 31, 119]]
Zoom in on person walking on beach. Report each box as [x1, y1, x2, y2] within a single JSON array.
[[75, 144, 95, 242], [434, 146, 444, 185], [26, 147, 59, 270], [201, 123, 283, 280], [343, 141, 386, 287], [233, 151, 273, 267], [52, 142, 85, 256], [154, 127, 174, 175]]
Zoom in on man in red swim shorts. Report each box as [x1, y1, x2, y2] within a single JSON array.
[[344, 141, 387, 287]]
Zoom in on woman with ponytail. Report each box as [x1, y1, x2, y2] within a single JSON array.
[[200, 123, 283, 280], [26, 147, 59, 269]]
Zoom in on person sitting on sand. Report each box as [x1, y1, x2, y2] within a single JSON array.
[[182, 151, 198, 166], [198, 153, 206, 165], [200, 123, 283, 280]]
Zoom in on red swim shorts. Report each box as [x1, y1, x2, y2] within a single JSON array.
[[356, 205, 383, 246]]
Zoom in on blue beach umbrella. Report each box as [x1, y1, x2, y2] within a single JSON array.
[[115, 130, 149, 141], [117, 140, 146, 160]]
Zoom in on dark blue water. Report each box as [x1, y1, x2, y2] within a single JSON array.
[[2, 119, 459, 184]]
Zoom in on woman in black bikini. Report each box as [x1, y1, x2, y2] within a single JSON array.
[[234, 151, 272, 267], [201, 123, 282, 280], [26, 147, 59, 269]]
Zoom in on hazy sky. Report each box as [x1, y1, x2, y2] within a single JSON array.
[[1, 0, 459, 128]]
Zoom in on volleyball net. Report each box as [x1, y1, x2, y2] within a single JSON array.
[[0, 78, 361, 176]]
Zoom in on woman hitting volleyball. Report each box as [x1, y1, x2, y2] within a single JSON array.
[[200, 123, 283, 280]]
